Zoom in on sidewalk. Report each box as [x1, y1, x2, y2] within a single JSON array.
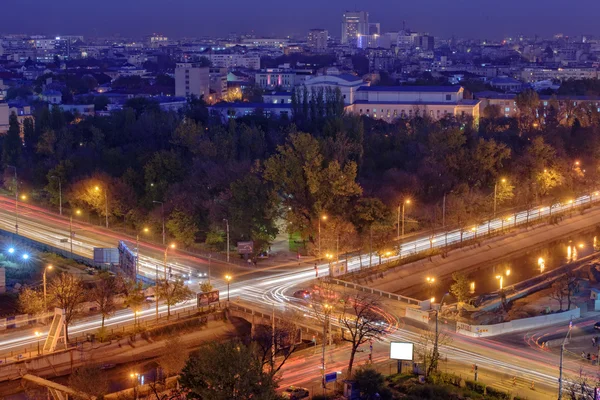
[[369, 206, 600, 295]]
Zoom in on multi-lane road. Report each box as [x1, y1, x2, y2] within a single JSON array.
[[0, 194, 599, 396]]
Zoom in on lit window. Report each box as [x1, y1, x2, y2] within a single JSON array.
[[505, 107, 510, 112]]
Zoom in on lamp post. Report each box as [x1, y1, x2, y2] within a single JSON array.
[[398, 199, 411, 240], [225, 274, 232, 303], [6, 165, 18, 234], [493, 178, 506, 217], [434, 293, 449, 374], [318, 215, 327, 257], [153, 201, 165, 245], [69, 209, 81, 256], [94, 186, 108, 228], [558, 322, 573, 400], [224, 219, 230, 263], [136, 228, 149, 283], [34, 331, 42, 356], [50, 176, 62, 216], [156, 243, 175, 321], [43, 265, 53, 312], [130, 372, 139, 400], [321, 303, 333, 394]]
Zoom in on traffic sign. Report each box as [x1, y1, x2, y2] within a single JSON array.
[[324, 372, 337, 383]]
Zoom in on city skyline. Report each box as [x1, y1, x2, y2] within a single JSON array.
[[4, 0, 600, 39]]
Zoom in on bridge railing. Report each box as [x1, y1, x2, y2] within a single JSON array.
[[327, 278, 430, 310]]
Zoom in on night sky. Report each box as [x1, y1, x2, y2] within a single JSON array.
[[4, 0, 600, 39]]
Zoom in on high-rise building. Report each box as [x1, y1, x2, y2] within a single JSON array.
[[175, 63, 210, 99], [307, 29, 328, 51], [341, 11, 369, 45], [415, 35, 435, 51]]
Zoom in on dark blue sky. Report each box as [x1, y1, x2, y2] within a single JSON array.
[[4, 0, 599, 39]]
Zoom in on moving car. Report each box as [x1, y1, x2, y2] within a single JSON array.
[[282, 386, 309, 399]]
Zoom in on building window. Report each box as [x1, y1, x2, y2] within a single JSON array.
[[505, 107, 510, 112], [359, 109, 363, 114], [445, 94, 451, 101], [430, 110, 434, 116]]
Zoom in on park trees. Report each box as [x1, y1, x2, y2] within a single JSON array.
[[48, 273, 86, 341], [179, 340, 279, 400], [264, 132, 362, 244], [450, 272, 470, 303], [90, 272, 118, 328], [18, 287, 45, 315], [156, 277, 194, 318], [340, 294, 386, 377]]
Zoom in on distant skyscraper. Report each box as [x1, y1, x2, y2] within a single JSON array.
[[341, 11, 369, 45], [175, 63, 210, 99], [368, 23, 381, 35], [307, 29, 328, 51]]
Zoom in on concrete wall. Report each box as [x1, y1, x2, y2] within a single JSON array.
[[405, 307, 431, 324], [0, 349, 80, 382], [456, 308, 580, 337]]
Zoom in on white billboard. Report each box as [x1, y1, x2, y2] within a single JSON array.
[[390, 342, 413, 361]]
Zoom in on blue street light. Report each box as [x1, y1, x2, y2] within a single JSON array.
[[22, 254, 29, 260], [8, 248, 15, 254]]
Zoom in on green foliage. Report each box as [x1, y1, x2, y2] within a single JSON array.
[[166, 209, 199, 247], [18, 287, 45, 315], [450, 272, 470, 303], [353, 367, 390, 400], [179, 340, 279, 400], [199, 281, 213, 293], [464, 380, 486, 394], [484, 386, 510, 399], [156, 277, 194, 317], [2, 113, 22, 166]]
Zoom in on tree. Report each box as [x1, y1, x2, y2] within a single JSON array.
[[251, 317, 300, 377], [515, 89, 541, 133], [352, 198, 391, 267], [68, 364, 109, 399], [263, 132, 362, 241], [179, 340, 279, 400], [340, 294, 386, 377], [2, 112, 22, 166], [48, 273, 86, 341], [90, 273, 118, 328], [450, 272, 470, 303], [199, 281, 213, 293], [353, 367, 391, 400], [123, 279, 146, 316], [158, 335, 188, 378], [416, 320, 452, 378], [156, 277, 193, 318], [166, 209, 199, 247], [18, 287, 45, 315], [550, 279, 567, 311]]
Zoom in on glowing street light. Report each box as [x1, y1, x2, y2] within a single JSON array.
[[426, 276, 435, 284], [493, 178, 507, 217], [398, 199, 411, 240], [225, 274, 232, 303], [34, 331, 42, 355], [538, 257, 545, 273], [318, 214, 328, 256]]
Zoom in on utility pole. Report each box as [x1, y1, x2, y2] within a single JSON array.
[[104, 190, 108, 228], [271, 303, 276, 372], [223, 219, 230, 262], [558, 322, 573, 400], [321, 304, 332, 396], [442, 193, 446, 229], [434, 293, 449, 374]]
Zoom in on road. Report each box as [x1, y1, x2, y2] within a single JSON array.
[[0, 194, 598, 397]]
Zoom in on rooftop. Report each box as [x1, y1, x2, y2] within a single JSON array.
[[357, 85, 463, 93]]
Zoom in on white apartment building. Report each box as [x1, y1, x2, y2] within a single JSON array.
[[349, 86, 481, 122], [307, 29, 328, 51], [207, 53, 261, 70], [255, 69, 311, 90], [175, 63, 210, 99], [521, 67, 598, 82]]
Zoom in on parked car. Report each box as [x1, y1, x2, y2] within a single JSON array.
[[594, 322, 600, 330], [282, 386, 309, 399]]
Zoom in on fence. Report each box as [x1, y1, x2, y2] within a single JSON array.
[[328, 278, 430, 310], [456, 307, 580, 338]]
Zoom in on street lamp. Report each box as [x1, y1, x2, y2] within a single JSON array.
[[318, 215, 327, 257], [223, 219, 230, 263], [558, 321, 573, 400], [398, 199, 411, 241], [321, 303, 333, 394], [50, 176, 62, 216], [6, 165, 18, 234], [94, 185, 108, 228], [153, 201, 165, 245], [225, 274, 232, 303], [34, 331, 42, 356], [130, 372, 140, 400], [135, 227, 150, 283], [433, 293, 449, 374], [69, 209, 82, 256], [43, 265, 53, 312], [493, 178, 507, 217]]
